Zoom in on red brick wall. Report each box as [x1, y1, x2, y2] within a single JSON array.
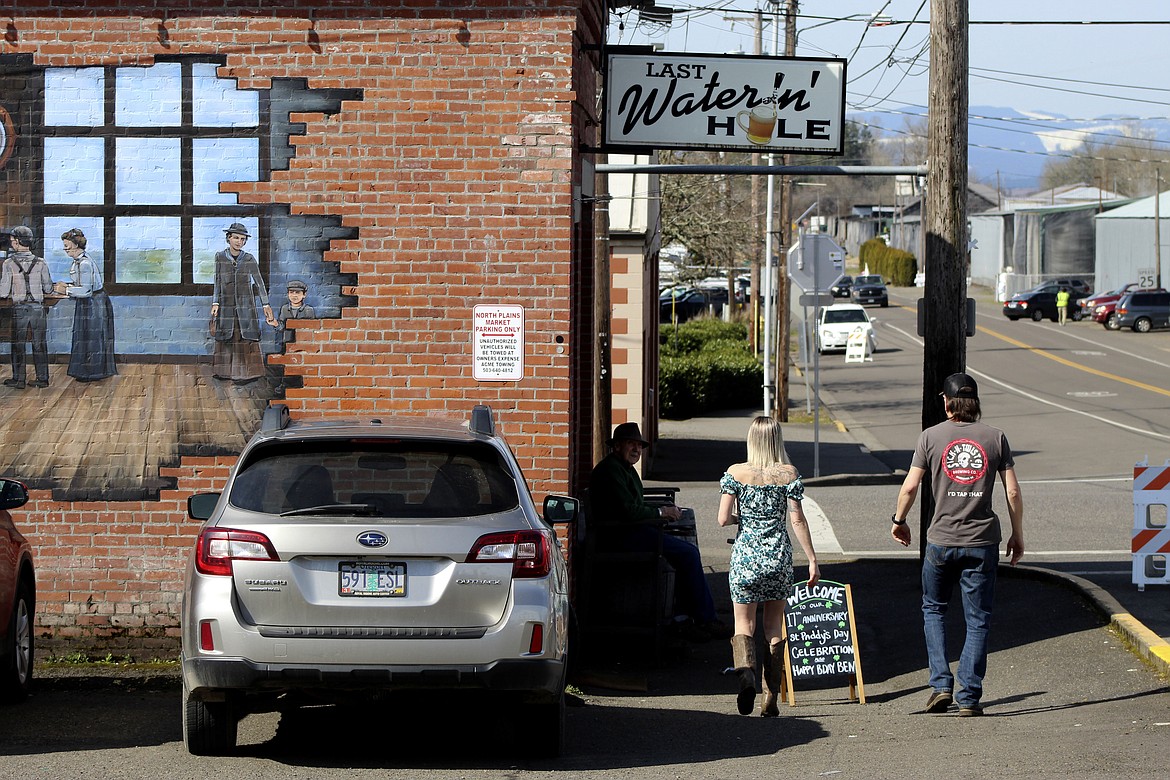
[[5, 0, 604, 656]]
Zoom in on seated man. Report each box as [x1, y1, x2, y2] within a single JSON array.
[[588, 422, 730, 640]]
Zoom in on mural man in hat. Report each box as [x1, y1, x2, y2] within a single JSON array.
[[0, 225, 57, 389], [209, 222, 273, 384], [589, 421, 730, 641]]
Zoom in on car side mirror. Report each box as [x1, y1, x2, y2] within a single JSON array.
[[187, 492, 221, 520], [542, 495, 578, 525], [0, 478, 29, 511]]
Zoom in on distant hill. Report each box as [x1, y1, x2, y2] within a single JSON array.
[[851, 105, 1170, 193]]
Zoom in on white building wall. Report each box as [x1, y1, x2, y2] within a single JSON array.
[[969, 214, 1007, 290]]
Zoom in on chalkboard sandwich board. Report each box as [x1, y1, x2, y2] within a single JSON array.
[[782, 578, 865, 705]]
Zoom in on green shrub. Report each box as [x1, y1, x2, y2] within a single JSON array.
[[859, 238, 917, 286], [659, 318, 761, 419]]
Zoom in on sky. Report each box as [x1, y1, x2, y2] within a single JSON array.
[[606, 1, 1170, 122]]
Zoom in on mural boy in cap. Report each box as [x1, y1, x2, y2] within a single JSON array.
[[0, 226, 57, 389], [890, 372, 1025, 717], [272, 279, 315, 394], [274, 279, 315, 349], [210, 222, 273, 384]]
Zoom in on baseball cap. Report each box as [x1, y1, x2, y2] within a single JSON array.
[[942, 372, 978, 399]]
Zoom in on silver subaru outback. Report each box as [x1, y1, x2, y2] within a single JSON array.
[[180, 404, 577, 757]]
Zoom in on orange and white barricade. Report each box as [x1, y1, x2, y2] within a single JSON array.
[[1132, 458, 1170, 591]]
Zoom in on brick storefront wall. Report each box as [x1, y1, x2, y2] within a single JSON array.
[[5, 0, 604, 656]]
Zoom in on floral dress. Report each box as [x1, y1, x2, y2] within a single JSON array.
[[720, 469, 805, 604]]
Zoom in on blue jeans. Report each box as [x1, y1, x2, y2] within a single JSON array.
[[921, 543, 998, 708]]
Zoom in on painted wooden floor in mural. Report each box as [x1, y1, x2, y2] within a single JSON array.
[[0, 363, 272, 501]]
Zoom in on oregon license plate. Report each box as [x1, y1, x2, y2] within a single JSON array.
[[339, 562, 406, 597]]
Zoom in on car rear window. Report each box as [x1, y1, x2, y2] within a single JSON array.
[[228, 440, 520, 518], [824, 310, 868, 324]]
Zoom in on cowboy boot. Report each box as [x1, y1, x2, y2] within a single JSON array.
[[730, 634, 757, 715], [760, 641, 783, 716]]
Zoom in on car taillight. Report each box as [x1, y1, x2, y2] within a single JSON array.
[[467, 530, 551, 578], [528, 623, 545, 654], [195, 528, 279, 576]]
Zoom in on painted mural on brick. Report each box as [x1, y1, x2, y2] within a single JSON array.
[[0, 55, 359, 501]]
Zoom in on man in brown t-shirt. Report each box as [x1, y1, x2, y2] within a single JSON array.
[[890, 372, 1024, 717]]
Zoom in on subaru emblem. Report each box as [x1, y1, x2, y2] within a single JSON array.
[[357, 531, 388, 548]]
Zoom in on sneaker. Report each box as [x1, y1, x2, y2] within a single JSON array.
[[3, 378, 25, 389], [958, 705, 983, 717], [925, 690, 953, 713]]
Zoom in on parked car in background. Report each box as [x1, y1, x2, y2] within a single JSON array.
[[1002, 283, 1085, 322], [1080, 284, 1160, 330], [1032, 278, 1093, 297], [0, 478, 34, 704], [181, 404, 576, 756], [816, 303, 877, 354], [660, 286, 728, 324], [829, 274, 853, 298], [1115, 289, 1170, 332], [850, 274, 888, 307]]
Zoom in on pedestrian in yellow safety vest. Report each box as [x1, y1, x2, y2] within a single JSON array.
[[1056, 288, 1070, 326]]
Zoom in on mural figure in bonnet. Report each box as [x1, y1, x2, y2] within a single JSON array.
[[56, 227, 117, 382], [210, 222, 273, 384]]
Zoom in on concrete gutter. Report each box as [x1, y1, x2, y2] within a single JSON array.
[[1012, 564, 1170, 681]]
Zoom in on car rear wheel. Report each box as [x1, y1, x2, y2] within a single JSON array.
[[0, 580, 34, 703], [1031, 309, 1045, 321], [1105, 313, 1121, 330], [1133, 317, 1153, 333], [1071, 309, 1084, 321], [182, 679, 238, 755]]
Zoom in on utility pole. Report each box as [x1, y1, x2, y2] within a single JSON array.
[[920, 0, 969, 551], [751, 9, 763, 352], [775, 0, 797, 422]]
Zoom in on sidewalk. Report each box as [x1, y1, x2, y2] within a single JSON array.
[[653, 397, 1170, 682]]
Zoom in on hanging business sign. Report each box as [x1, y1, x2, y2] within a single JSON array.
[[603, 49, 846, 155]]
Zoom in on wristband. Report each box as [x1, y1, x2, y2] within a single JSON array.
[[891, 514, 907, 526]]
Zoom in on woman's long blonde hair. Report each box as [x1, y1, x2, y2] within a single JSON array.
[[746, 415, 785, 467]]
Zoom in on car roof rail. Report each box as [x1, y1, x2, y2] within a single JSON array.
[[469, 404, 495, 436], [261, 403, 291, 432]]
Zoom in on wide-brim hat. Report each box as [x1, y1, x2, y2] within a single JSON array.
[[609, 421, 650, 446], [224, 222, 251, 237]]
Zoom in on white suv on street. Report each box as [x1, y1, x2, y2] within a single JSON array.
[[180, 404, 576, 756]]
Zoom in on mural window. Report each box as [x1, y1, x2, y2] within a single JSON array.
[[40, 59, 265, 294]]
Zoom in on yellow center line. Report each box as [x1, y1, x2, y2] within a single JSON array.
[[977, 324, 1170, 398]]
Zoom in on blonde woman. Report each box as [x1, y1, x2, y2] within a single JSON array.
[[717, 416, 820, 716]]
